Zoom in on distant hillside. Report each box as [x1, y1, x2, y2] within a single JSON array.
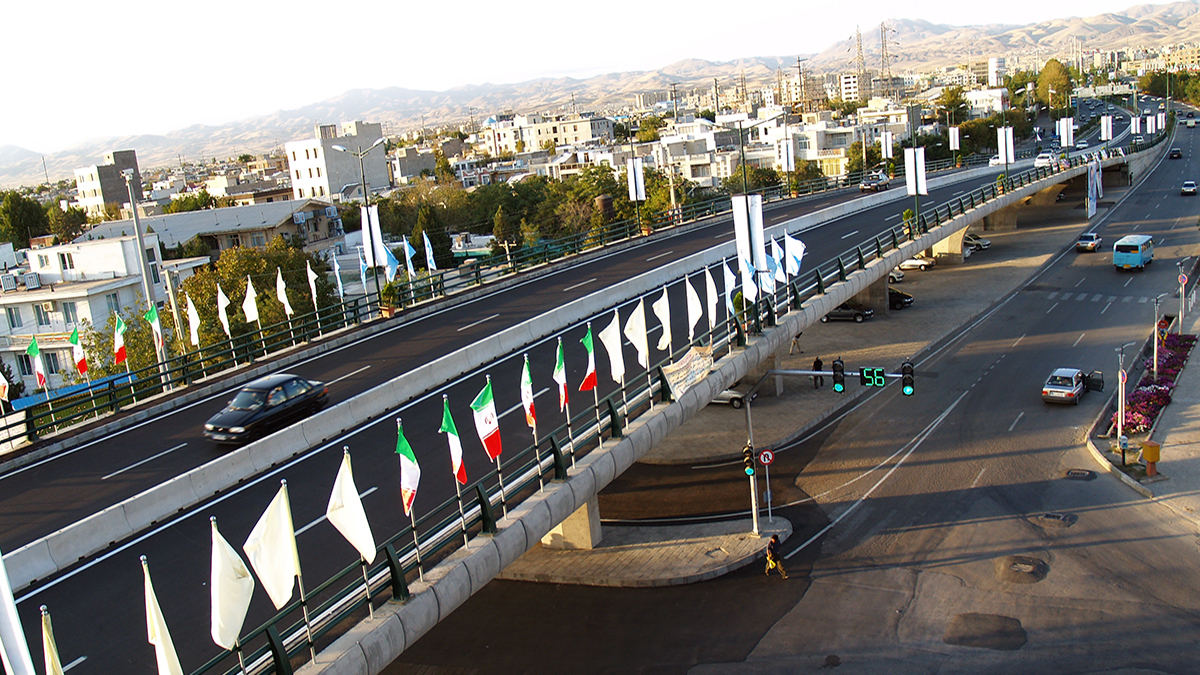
[[3, 1, 1197, 190]]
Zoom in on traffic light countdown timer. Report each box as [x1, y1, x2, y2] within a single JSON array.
[[830, 361, 916, 395]]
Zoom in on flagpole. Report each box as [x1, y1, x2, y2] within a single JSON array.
[[408, 511, 424, 582], [592, 385, 602, 446], [125, 361, 137, 405], [342, 448, 374, 621], [282, 480, 317, 663], [523, 354, 543, 491], [493, 455, 507, 518], [453, 479, 469, 547], [233, 638, 248, 675]]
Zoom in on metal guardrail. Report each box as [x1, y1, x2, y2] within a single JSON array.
[[185, 137, 1157, 675]]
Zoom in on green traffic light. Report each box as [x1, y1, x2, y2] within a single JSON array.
[[745, 466, 755, 476], [833, 383, 844, 393], [903, 384, 914, 396]]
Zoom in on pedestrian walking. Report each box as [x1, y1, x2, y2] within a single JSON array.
[[812, 356, 824, 389], [764, 534, 787, 579]]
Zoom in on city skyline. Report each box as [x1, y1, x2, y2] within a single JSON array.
[[2, 0, 1179, 154]]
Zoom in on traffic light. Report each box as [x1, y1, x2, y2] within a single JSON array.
[[832, 358, 845, 393], [901, 361, 915, 396], [742, 444, 755, 476]]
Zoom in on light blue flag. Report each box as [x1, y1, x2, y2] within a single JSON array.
[[423, 231, 437, 272], [358, 247, 368, 292], [332, 256, 345, 298], [403, 236, 417, 278], [385, 245, 401, 283], [723, 262, 737, 315]]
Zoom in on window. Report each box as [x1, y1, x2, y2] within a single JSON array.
[[17, 354, 31, 377], [105, 293, 119, 314], [226, 235, 240, 248], [149, 262, 160, 284], [308, 168, 313, 178], [292, 151, 297, 161], [316, 167, 321, 178], [251, 234, 266, 247], [5, 307, 21, 329], [295, 169, 301, 180], [36, 254, 49, 268], [59, 253, 74, 270], [33, 304, 49, 327], [44, 352, 60, 375], [62, 301, 77, 325]]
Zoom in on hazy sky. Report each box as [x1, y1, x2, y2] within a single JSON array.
[[3, 0, 1173, 153]]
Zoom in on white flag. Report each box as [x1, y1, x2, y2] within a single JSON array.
[[143, 557, 184, 675], [0, 545, 34, 675], [723, 262, 737, 315], [210, 519, 254, 651], [685, 276, 703, 342], [771, 239, 787, 284], [216, 283, 231, 338], [784, 233, 806, 277], [41, 607, 63, 675], [741, 258, 759, 304], [597, 309, 625, 383], [186, 295, 200, 347], [623, 298, 649, 369], [704, 267, 718, 338], [242, 276, 259, 324], [276, 268, 293, 317], [651, 287, 672, 353], [326, 451, 376, 564], [332, 256, 345, 299], [243, 483, 300, 610], [306, 261, 320, 312]]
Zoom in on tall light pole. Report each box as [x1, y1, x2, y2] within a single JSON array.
[[332, 137, 387, 315], [122, 169, 168, 375], [1152, 292, 1169, 381], [1178, 257, 1192, 335], [1116, 340, 1138, 463]]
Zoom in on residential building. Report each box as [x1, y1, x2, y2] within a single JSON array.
[[478, 114, 615, 156], [73, 150, 142, 217], [285, 121, 388, 202]]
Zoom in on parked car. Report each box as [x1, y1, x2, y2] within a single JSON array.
[[888, 268, 905, 283], [712, 388, 757, 409], [204, 373, 329, 444], [1183, 181, 1197, 196], [821, 302, 875, 323], [988, 155, 1003, 167], [1042, 367, 1104, 405], [1076, 232, 1103, 252], [899, 254, 936, 271], [1170, 148, 1183, 159], [964, 233, 991, 251], [888, 287, 914, 310], [859, 172, 890, 192], [1034, 152, 1055, 168]]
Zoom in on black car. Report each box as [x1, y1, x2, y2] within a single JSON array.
[[821, 303, 875, 323], [1169, 148, 1183, 159], [888, 287, 914, 309], [204, 373, 329, 444], [859, 173, 890, 192]]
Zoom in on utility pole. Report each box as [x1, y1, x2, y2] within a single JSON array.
[[713, 78, 720, 112], [670, 82, 679, 121]]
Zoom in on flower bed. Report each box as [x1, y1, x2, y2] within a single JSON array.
[[1112, 334, 1197, 434]]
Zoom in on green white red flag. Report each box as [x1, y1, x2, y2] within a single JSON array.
[[395, 420, 421, 515], [470, 378, 503, 460], [552, 337, 568, 411], [69, 327, 87, 375], [144, 305, 163, 351], [579, 324, 597, 391], [440, 397, 467, 484], [114, 316, 128, 364], [520, 354, 536, 430], [26, 337, 46, 388]]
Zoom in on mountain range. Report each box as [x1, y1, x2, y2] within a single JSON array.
[[4, 1, 1198, 191]]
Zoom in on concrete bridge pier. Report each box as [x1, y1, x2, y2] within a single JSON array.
[[542, 495, 602, 550], [932, 229, 968, 265]]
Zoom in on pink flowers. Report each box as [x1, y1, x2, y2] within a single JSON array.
[[1115, 334, 1197, 433]]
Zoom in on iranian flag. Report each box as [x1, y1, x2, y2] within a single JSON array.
[[520, 355, 536, 430], [440, 397, 467, 484], [552, 337, 568, 411], [470, 378, 503, 460], [114, 316, 128, 364], [144, 305, 163, 351], [0, 369, 9, 401], [579, 324, 597, 391], [69, 327, 87, 375], [395, 420, 421, 516], [27, 336, 46, 388]]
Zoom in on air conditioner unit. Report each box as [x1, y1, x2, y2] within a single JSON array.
[[23, 273, 40, 290], [0, 275, 16, 292], [40, 301, 55, 312]]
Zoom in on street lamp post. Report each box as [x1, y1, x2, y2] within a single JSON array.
[[1116, 340, 1138, 464], [122, 169, 169, 380], [1153, 292, 1169, 381], [332, 137, 387, 317]]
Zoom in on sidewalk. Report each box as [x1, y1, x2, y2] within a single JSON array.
[[500, 195, 1112, 585]]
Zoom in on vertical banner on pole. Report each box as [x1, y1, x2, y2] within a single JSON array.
[[880, 130, 894, 158], [904, 148, 927, 196], [948, 127, 959, 151], [626, 158, 645, 201], [1100, 115, 1113, 141], [731, 195, 766, 304]]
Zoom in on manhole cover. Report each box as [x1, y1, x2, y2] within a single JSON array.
[[995, 555, 1050, 584], [1064, 469, 1096, 481], [944, 613, 1027, 650]]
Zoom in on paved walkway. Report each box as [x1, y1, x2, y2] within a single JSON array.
[[499, 190, 1144, 584]]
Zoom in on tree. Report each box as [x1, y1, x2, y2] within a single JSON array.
[[237, 154, 254, 164], [0, 191, 49, 249], [698, 109, 716, 123], [73, 291, 170, 381], [45, 204, 87, 244], [434, 150, 457, 184], [1037, 59, 1072, 112], [935, 86, 969, 126], [636, 116, 667, 143], [163, 190, 216, 214], [163, 235, 211, 260], [0, 358, 25, 403], [492, 204, 519, 250], [410, 202, 454, 269]]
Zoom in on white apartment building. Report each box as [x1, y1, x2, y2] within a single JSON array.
[[285, 121, 389, 202], [479, 114, 615, 156], [73, 150, 143, 217]]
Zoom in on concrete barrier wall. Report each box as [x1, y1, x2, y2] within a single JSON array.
[[0, 155, 1126, 592]]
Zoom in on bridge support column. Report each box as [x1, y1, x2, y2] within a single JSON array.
[[982, 206, 1017, 231], [932, 228, 967, 265], [541, 495, 602, 550], [745, 349, 785, 396]]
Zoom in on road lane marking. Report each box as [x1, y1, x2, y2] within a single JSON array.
[[885, 214, 901, 221], [952, 190, 965, 196], [329, 365, 371, 386], [1072, 333, 1086, 347], [1102, 302, 1112, 314], [1075, 277, 1086, 287], [1061, 293, 1072, 300], [296, 487, 378, 536], [1047, 292, 1058, 300], [102, 444, 188, 480], [63, 657, 86, 672], [1008, 412, 1025, 432], [1125, 278, 1134, 287], [1046, 302, 1059, 314], [646, 251, 675, 262], [500, 387, 550, 419], [563, 278, 597, 292], [457, 313, 500, 332], [1012, 334, 1025, 348], [840, 230, 860, 239], [971, 467, 987, 487]]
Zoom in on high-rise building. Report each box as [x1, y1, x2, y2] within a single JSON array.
[[285, 121, 388, 202], [73, 150, 142, 217]]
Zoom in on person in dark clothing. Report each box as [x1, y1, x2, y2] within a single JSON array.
[[765, 534, 787, 579], [812, 356, 824, 388]]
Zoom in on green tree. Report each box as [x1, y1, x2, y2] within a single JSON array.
[[698, 109, 716, 123], [434, 150, 457, 184], [237, 154, 254, 164], [163, 235, 212, 260], [410, 202, 454, 269], [0, 191, 49, 248], [73, 292, 175, 380], [1037, 59, 1072, 113], [45, 204, 87, 244], [935, 86, 969, 126], [636, 116, 667, 142], [0, 358, 25, 402], [163, 190, 216, 214], [492, 204, 519, 250]]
